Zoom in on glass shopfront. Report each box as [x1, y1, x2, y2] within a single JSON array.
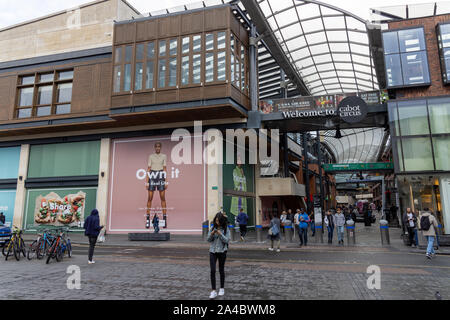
[[398, 176, 448, 234], [389, 97, 450, 173]]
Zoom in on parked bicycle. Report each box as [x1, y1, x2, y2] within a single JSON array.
[[27, 228, 55, 260], [2, 226, 26, 261], [46, 228, 72, 264]]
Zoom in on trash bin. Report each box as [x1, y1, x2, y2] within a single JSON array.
[[380, 219, 390, 245], [202, 220, 209, 240], [346, 220, 356, 245], [284, 220, 293, 243]]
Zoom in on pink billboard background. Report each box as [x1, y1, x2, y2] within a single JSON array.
[[108, 136, 206, 234]]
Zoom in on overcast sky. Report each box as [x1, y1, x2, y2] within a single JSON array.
[[0, 0, 444, 29]]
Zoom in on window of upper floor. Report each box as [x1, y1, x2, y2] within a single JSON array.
[[16, 70, 73, 119], [437, 23, 450, 85], [112, 30, 249, 96], [382, 27, 431, 88]]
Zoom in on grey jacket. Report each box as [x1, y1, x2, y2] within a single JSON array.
[[334, 213, 346, 227], [207, 226, 230, 253], [417, 212, 438, 237]]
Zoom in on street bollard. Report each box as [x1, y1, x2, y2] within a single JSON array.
[[228, 225, 235, 242], [284, 220, 293, 243], [256, 225, 263, 242], [202, 220, 209, 241], [380, 219, 390, 245], [346, 220, 356, 245], [315, 223, 324, 243]]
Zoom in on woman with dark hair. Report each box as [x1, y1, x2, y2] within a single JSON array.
[[268, 212, 281, 252], [207, 212, 230, 299]]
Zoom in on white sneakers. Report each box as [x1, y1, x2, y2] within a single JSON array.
[[268, 247, 274, 251], [88, 260, 95, 264], [209, 289, 225, 299], [276, 249, 280, 252]]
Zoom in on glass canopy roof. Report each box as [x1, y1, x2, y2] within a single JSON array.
[[254, 0, 379, 96], [321, 128, 387, 164]]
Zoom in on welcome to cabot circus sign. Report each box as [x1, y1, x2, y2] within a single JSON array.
[[259, 91, 379, 124]]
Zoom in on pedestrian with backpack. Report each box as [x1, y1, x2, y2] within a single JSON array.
[[418, 208, 439, 259], [84, 209, 104, 264], [268, 212, 281, 252]]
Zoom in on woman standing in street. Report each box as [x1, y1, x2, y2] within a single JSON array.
[[84, 209, 103, 264], [324, 210, 335, 244], [207, 212, 230, 299], [268, 212, 281, 252]]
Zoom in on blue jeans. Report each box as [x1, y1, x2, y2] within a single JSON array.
[[327, 225, 334, 242], [337, 226, 344, 242], [299, 227, 308, 245], [426, 236, 435, 255], [310, 221, 315, 236], [414, 229, 419, 246]]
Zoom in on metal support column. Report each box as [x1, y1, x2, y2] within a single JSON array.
[[316, 131, 324, 213], [303, 133, 311, 214], [283, 133, 289, 178], [280, 70, 287, 99], [249, 23, 258, 111]]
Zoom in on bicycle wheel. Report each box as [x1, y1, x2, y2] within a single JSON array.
[[36, 239, 45, 260], [4, 240, 13, 261], [67, 239, 72, 258], [46, 241, 56, 264], [19, 237, 26, 258], [2, 239, 10, 256], [13, 238, 21, 261], [55, 243, 63, 262], [27, 240, 38, 260]]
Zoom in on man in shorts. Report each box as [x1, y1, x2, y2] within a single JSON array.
[[146, 142, 168, 229]]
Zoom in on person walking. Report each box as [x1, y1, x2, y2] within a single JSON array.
[[236, 208, 248, 241], [417, 208, 439, 259], [280, 211, 287, 235], [207, 212, 231, 299], [324, 210, 335, 244], [308, 210, 315, 237], [152, 214, 160, 233], [402, 208, 417, 247], [298, 209, 310, 247], [268, 212, 281, 252], [0, 212, 5, 225], [84, 209, 103, 264], [335, 208, 346, 246]]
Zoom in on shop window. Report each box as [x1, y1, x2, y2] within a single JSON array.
[[437, 23, 450, 84], [433, 137, 450, 171], [230, 33, 248, 95], [427, 98, 450, 134], [15, 70, 73, 118], [400, 137, 434, 171], [382, 27, 430, 88], [397, 100, 429, 136]]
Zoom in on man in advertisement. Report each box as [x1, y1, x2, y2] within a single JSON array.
[[230, 154, 247, 222], [146, 142, 168, 229]]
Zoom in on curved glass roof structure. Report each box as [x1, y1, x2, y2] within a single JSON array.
[[321, 128, 387, 164], [254, 0, 379, 96]]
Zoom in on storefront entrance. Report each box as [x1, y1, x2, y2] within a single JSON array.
[[398, 175, 446, 233]]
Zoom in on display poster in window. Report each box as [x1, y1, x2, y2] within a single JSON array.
[[34, 191, 85, 226]]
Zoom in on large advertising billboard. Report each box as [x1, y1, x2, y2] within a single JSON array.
[[108, 136, 206, 234], [24, 188, 97, 230]]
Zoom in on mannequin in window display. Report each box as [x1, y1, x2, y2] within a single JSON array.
[[230, 154, 247, 222]]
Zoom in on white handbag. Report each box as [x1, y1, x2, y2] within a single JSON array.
[[97, 228, 106, 243]]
